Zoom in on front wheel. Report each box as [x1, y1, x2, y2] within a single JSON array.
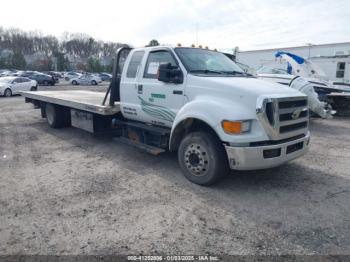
[[30, 86, 37, 91], [72, 80, 78, 85], [4, 88, 12, 97], [178, 131, 229, 186], [91, 80, 97, 85]]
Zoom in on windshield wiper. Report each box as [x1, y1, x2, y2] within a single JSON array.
[[221, 70, 244, 75], [189, 69, 223, 74], [221, 70, 254, 77]]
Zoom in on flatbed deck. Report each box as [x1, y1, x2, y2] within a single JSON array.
[[21, 90, 121, 115]]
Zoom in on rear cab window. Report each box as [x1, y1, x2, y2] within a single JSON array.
[[126, 51, 145, 78]]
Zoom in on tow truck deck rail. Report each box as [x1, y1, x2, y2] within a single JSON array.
[[22, 90, 120, 115]]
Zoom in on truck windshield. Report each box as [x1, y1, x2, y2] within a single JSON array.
[[175, 48, 245, 76]]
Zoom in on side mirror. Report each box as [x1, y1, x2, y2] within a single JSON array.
[[157, 63, 183, 84]]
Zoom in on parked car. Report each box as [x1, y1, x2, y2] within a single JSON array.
[[28, 73, 55, 86], [0, 69, 19, 76], [97, 72, 112, 81], [70, 74, 102, 85], [43, 71, 60, 83], [64, 71, 82, 81], [0, 69, 10, 77], [0, 76, 37, 97], [20, 71, 40, 77]]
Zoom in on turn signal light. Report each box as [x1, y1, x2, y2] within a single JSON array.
[[222, 120, 251, 134]]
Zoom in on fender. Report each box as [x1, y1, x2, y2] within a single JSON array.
[[169, 96, 256, 151]]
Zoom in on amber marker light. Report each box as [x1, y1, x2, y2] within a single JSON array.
[[221, 120, 251, 134]]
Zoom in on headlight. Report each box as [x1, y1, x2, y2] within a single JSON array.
[[221, 120, 251, 135]]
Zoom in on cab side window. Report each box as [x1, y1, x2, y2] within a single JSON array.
[[144, 51, 177, 79], [126, 51, 145, 78]]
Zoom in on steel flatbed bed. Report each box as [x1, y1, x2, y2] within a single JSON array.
[[21, 90, 121, 115]]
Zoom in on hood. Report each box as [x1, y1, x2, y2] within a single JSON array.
[[188, 75, 304, 98], [257, 73, 294, 80]]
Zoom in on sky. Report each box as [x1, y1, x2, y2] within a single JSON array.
[[1, 0, 350, 51]]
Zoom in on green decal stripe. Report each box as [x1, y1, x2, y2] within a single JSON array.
[[138, 96, 175, 122], [140, 99, 176, 119], [151, 93, 166, 99], [143, 108, 174, 122], [141, 103, 175, 121]]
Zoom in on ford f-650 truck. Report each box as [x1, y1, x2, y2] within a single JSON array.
[[21, 46, 310, 185]]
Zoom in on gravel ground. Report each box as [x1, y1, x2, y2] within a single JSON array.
[[0, 84, 350, 256]]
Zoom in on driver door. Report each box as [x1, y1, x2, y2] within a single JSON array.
[[137, 49, 185, 127]]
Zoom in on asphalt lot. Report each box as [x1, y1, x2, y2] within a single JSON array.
[[0, 83, 350, 255]]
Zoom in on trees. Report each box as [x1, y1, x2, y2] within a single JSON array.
[[55, 52, 70, 71], [146, 39, 160, 47], [87, 57, 103, 73], [11, 52, 26, 69], [0, 27, 127, 71]]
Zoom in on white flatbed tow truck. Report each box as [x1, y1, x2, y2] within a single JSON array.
[[21, 46, 310, 185]]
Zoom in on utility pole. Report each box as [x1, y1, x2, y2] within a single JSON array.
[[306, 43, 313, 58]]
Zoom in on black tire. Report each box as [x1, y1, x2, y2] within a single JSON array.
[[178, 131, 229, 186], [91, 80, 97, 85], [30, 86, 37, 91], [43, 80, 49, 86], [72, 80, 78, 85], [45, 103, 71, 128], [4, 88, 12, 97]]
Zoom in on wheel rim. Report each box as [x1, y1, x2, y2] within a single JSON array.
[[184, 143, 209, 176], [5, 89, 11, 97], [46, 105, 54, 125]]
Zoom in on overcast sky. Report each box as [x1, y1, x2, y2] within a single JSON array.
[[1, 0, 350, 51]]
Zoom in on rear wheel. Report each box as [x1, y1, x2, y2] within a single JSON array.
[[178, 131, 229, 186], [91, 80, 97, 85], [45, 103, 71, 128], [4, 88, 12, 97], [30, 86, 37, 91]]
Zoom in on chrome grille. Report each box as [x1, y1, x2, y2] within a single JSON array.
[[257, 96, 309, 140]]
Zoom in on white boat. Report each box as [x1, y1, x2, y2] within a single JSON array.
[[256, 52, 350, 115]]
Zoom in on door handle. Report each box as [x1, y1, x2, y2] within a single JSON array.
[[137, 84, 143, 94], [173, 90, 183, 95]]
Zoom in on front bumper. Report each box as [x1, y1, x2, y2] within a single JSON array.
[[225, 131, 310, 170]]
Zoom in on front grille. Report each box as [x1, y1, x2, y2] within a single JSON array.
[[280, 121, 308, 133], [279, 110, 308, 121], [257, 96, 309, 140], [279, 100, 307, 109], [265, 102, 274, 125]]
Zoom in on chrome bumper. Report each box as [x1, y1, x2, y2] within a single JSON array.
[[225, 132, 310, 170]]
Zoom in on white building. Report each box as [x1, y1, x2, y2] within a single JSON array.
[[236, 42, 350, 84]]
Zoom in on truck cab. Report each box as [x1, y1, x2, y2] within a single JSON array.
[[116, 46, 310, 184]]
